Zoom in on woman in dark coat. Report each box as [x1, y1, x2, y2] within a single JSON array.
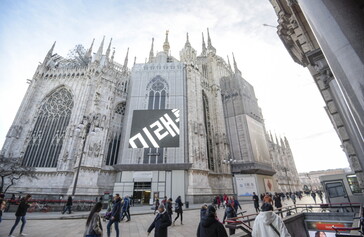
[[173, 196, 183, 225], [147, 204, 172, 237], [197, 205, 228, 237], [274, 193, 283, 217], [107, 194, 121, 237], [9, 194, 32, 236], [165, 198, 173, 220]]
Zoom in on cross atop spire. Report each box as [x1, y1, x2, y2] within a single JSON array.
[[95, 36, 105, 61], [85, 38, 95, 58], [123, 47, 129, 71], [106, 38, 112, 58], [148, 37, 154, 63], [232, 52, 241, 76], [201, 32, 207, 56], [163, 30, 170, 54]]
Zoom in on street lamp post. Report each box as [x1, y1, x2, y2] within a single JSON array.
[[72, 122, 91, 196], [223, 156, 237, 197]]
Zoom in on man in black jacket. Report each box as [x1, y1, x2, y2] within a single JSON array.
[[62, 196, 72, 214], [8, 194, 33, 237], [107, 194, 122, 237], [148, 204, 172, 237], [197, 205, 228, 237]]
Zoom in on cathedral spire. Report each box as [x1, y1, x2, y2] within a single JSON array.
[[85, 38, 95, 59], [95, 36, 105, 61], [134, 56, 136, 66], [148, 37, 154, 63], [123, 47, 129, 71], [232, 52, 242, 76], [227, 55, 232, 71], [207, 28, 216, 54], [201, 32, 207, 56], [43, 41, 56, 64], [185, 32, 191, 48], [163, 30, 170, 54], [106, 38, 112, 59], [110, 48, 115, 64]]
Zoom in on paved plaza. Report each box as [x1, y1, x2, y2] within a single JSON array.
[[0, 196, 320, 237]]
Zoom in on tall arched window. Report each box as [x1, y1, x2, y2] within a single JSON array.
[[105, 102, 125, 165], [202, 90, 214, 171], [23, 87, 73, 167], [143, 76, 168, 164]]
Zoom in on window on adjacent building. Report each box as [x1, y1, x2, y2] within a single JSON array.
[[326, 182, 346, 198], [346, 175, 362, 194]]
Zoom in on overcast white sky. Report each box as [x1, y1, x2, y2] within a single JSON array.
[[0, 0, 350, 172]]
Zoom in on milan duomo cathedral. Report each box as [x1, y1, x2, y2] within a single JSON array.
[[1, 29, 300, 203]]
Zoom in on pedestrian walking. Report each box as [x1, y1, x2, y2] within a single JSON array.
[[147, 204, 172, 237], [107, 194, 122, 237], [232, 196, 242, 213], [200, 204, 208, 220], [311, 192, 317, 204], [166, 198, 173, 220], [173, 196, 183, 225], [120, 195, 130, 222], [8, 194, 33, 237], [154, 197, 160, 215], [222, 202, 236, 235], [274, 193, 283, 217], [197, 205, 228, 237], [62, 196, 73, 214], [216, 196, 221, 209], [252, 203, 291, 237], [161, 196, 167, 205], [84, 202, 103, 237], [318, 191, 323, 203], [252, 192, 260, 213], [290, 193, 296, 205]]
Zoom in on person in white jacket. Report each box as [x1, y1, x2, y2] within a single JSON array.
[[252, 203, 291, 237]]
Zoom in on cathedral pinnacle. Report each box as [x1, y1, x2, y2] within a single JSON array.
[[95, 36, 105, 61], [185, 32, 191, 48], [227, 55, 232, 71], [232, 52, 242, 76], [207, 28, 216, 54], [43, 41, 56, 65], [201, 32, 207, 56], [123, 47, 129, 71], [134, 56, 136, 66], [106, 38, 112, 59], [163, 30, 170, 54], [110, 48, 115, 63], [86, 38, 95, 59], [148, 37, 154, 63]]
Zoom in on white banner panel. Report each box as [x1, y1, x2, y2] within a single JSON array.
[[235, 175, 257, 196]]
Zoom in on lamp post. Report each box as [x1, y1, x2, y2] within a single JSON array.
[[223, 155, 237, 197], [72, 122, 91, 196]]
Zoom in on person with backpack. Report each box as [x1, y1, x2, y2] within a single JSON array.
[[165, 198, 173, 220], [252, 203, 291, 237], [120, 195, 130, 222], [222, 201, 236, 235], [84, 202, 103, 237], [147, 204, 172, 237], [8, 194, 33, 237], [173, 196, 183, 225]]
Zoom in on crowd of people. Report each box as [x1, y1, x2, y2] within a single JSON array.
[[0, 190, 325, 237]]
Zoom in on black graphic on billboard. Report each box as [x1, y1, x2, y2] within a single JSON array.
[[129, 109, 180, 148]]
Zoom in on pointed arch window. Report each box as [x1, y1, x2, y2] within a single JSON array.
[[143, 76, 168, 164], [105, 102, 126, 165], [202, 90, 214, 171], [23, 87, 73, 167]]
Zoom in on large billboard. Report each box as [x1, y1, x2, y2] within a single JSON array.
[[129, 109, 180, 148], [235, 175, 258, 196]]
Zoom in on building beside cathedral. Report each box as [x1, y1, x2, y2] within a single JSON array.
[[267, 133, 301, 192], [1, 29, 300, 203]]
